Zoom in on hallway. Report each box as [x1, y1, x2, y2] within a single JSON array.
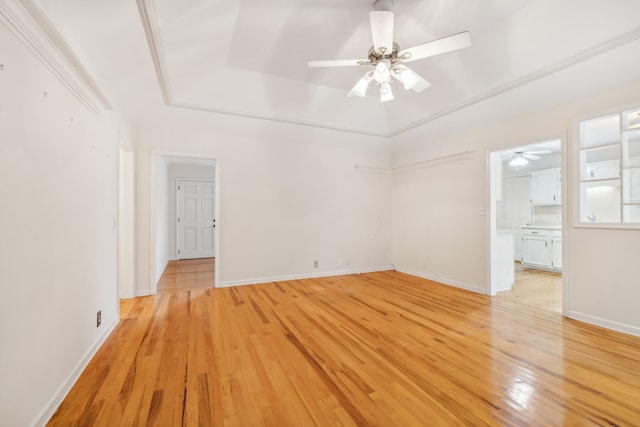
[[157, 258, 215, 292]]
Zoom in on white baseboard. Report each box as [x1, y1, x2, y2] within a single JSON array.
[[567, 310, 640, 338], [218, 265, 393, 288], [394, 266, 487, 295], [33, 316, 119, 427]]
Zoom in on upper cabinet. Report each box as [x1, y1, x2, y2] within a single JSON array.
[[578, 105, 640, 224], [530, 168, 561, 205]]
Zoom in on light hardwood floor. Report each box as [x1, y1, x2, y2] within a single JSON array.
[[496, 262, 562, 313], [48, 271, 640, 426], [157, 258, 215, 292]]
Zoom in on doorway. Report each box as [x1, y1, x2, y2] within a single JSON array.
[[151, 153, 218, 293], [157, 258, 215, 292], [489, 138, 566, 314]]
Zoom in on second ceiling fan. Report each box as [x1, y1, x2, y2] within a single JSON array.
[[503, 149, 552, 167], [308, 0, 471, 102]]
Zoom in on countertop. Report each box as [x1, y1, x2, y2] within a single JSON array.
[[521, 225, 562, 230]]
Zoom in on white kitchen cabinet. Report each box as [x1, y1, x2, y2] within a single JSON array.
[[530, 168, 561, 205], [521, 227, 562, 272], [522, 232, 550, 267]]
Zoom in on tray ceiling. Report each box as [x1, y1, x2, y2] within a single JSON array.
[[26, 0, 640, 136]]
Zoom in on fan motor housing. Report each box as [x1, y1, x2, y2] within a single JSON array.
[[368, 42, 399, 64]]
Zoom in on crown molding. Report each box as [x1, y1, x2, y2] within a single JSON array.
[[136, 0, 640, 138], [136, 0, 172, 105], [135, 0, 387, 137], [0, 0, 112, 115], [171, 99, 389, 137], [390, 26, 640, 137]]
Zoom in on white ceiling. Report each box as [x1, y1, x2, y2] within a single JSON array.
[[31, 0, 640, 137]]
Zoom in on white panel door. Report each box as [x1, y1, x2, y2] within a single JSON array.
[[177, 180, 215, 259]]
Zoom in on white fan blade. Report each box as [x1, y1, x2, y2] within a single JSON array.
[[524, 154, 541, 160], [526, 150, 551, 155], [347, 71, 374, 97], [392, 65, 431, 93], [308, 59, 370, 68], [398, 31, 471, 63], [369, 10, 394, 55]]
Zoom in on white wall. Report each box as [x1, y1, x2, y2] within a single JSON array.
[[0, 23, 120, 427], [391, 148, 487, 293], [134, 110, 392, 292], [119, 149, 136, 299], [153, 157, 169, 283], [391, 78, 640, 336]]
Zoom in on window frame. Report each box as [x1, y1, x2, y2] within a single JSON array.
[[574, 101, 640, 229]]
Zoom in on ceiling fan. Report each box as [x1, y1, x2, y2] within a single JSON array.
[[503, 149, 551, 167], [307, 0, 471, 102]]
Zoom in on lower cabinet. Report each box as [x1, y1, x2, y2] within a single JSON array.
[[522, 228, 562, 271]]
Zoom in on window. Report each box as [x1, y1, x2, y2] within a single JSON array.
[[578, 104, 640, 225]]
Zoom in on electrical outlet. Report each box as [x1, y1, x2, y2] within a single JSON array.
[[346, 259, 351, 266], [314, 260, 318, 268], [96, 310, 102, 328], [337, 259, 343, 266]]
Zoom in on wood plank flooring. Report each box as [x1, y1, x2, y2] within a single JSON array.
[[157, 258, 215, 292], [48, 271, 640, 426], [496, 262, 562, 313]]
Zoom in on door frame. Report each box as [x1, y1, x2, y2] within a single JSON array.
[[150, 151, 220, 294], [487, 134, 569, 316], [175, 178, 216, 260]]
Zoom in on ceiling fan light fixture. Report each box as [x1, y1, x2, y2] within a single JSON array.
[[348, 72, 374, 97], [380, 82, 394, 102], [308, 0, 471, 103], [398, 68, 419, 90], [373, 0, 394, 11], [373, 59, 391, 83], [509, 155, 528, 167]]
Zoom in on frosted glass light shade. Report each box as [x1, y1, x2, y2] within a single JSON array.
[[510, 156, 528, 167], [348, 72, 374, 97], [373, 59, 391, 83]]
